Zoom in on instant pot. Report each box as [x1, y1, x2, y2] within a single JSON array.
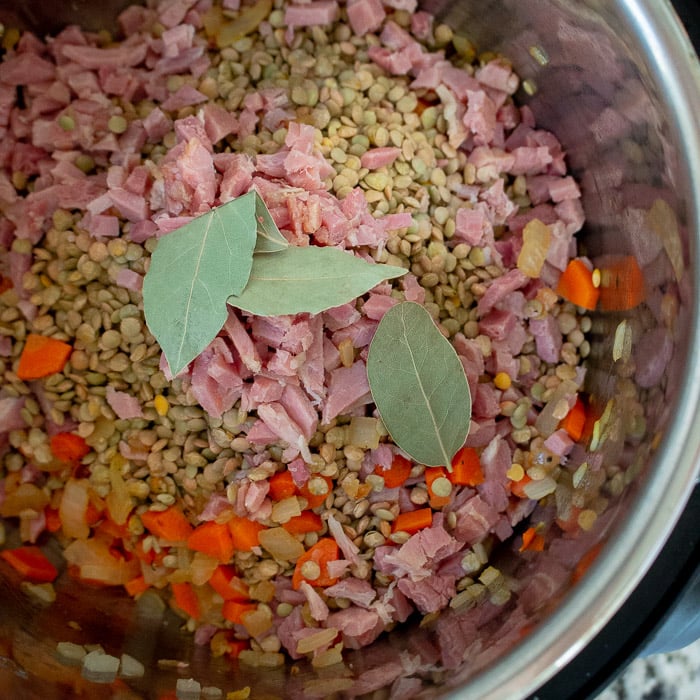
[[0, 1, 699, 699]]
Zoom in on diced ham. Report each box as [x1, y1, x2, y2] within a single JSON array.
[[455, 205, 490, 245], [325, 578, 377, 608], [327, 512, 360, 564], [411, 11, 434, 41], [114, 267, 143, 292], [158, 0, 198, 28], [381, 525, 462, 581], [201, 103, 238, 144], [219, 153, 255, 202], [161, 24, 195, 58], [60, 41, 148, 70], [0, 397, 27, 433], [544, 429, 574, 457], [477, 268, 529, 316], [191, 341, 243, 418], [224, 311, 262, 374], [362, 293, 398, 321], [105, 387, 144, 420], [347, 0, 386, 36], [88, 214, 120, 238], [257, 402, 309, 459], [463, 90, 497, 145], [398, 573, 456, 614], [509, 146, 553, 176], [299, 581, 329, 621], [0, 52, 56, 85], [529, 314, 562, 363], [108, 187, 149, 222], [475, 60, 519, 94], [453, 494, 500, 543], [321, 360, 371, 424], [284, 1, 340, 38], [326, 606, 384, 649], [279, 384, 317, 440], [177, 136, 217, 213], [161, 85, 208, 111], [360, 146, 401, 170]]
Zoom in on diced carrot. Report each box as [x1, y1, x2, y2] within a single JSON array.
[[299, 475, 333, 509], [374, 454, 412, 488], [0, 273, 12, 294], [16, 333, 72, 381], [124, 575, 149, 597], [141, 506, 193, 542], [598, 255, 645, 311], [85, 499, 103, 527], [392, 508, 433, 535], [425, 467, 451, 508], [450, 446, 484, 486], [509, 474, 532, 499], [227, 639, 249, 659], [519, 526, 545, 552], [222, 600, 257, 624], [292, 538, 340, 590], [45, 507, 62, 533], [187, 521, 235, 563], [171, 582, 201, 620], [556, 258, 600, 310], [209, 565, 250, 602], [572, 541, 604, 584], [95, 514, 131, 540], [49, 432, 90, 464], [268, 471, 297, 501], [228, 516, 266, 552], [561, 396, 587, 442], [0, 546, 58, 582], [282, 510, 322, 535]]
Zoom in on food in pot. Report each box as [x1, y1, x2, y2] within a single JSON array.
[[0, 0, 641, 677]]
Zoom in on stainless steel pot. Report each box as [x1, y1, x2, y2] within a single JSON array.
[[0, 1, 699, 698]]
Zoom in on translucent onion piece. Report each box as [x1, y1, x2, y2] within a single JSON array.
[[81, 650, 120, 683], [257, 527, 305, 561]]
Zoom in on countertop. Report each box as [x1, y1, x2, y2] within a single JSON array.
[[595, 639, 700, 699]]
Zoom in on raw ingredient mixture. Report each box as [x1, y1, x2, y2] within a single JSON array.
[[0, 0, 640, 681]]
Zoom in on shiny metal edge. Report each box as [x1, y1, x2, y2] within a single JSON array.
[[446, 1, 700, 697]]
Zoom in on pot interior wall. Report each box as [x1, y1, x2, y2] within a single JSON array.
[[0, 2, 698, 699]]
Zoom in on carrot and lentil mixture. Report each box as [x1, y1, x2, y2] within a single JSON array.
[[0, 0, 645, 674]]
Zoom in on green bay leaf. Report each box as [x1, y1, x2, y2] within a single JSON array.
[[367, 301, 472, 469], [254, 192, 289, 253], [227, 246, 407, 316], [143, 192, 258, 376]]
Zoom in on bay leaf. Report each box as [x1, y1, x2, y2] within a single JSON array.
[[367, 301, 472, 469], [227, 246, 407, 316], [254, 192, 289, 253], [143, 192, 258, 376]]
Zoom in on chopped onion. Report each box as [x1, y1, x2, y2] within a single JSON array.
[[270, 496, 302, 524], [59, 478, 90, 540], [176, 678, 202, 700], [523, 476, 558, 500], [237, 650, 285, 668], [56, 641, 86, 666], [241, 605, 272, 638], [347, 417, 381, 449], [0, 483, 49, 517], [81, 650, 120, 683], [119, 653, 145, 679], [257, 527, 305, 561], [295, 627, 339, 655]]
